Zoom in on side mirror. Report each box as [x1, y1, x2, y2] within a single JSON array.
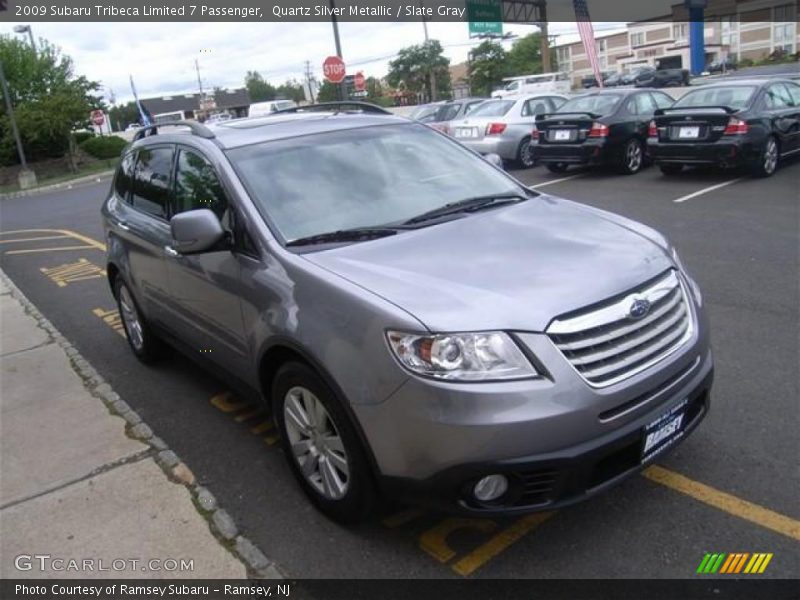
[[170, 209, 225, 254], [484, 153, 504, 170]]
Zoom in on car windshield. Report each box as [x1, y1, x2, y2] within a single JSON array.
[[673, 86, 757, 110], [557, 94, 622, 116], [227, 124, 523, 243], [409, 105, 440, 121], [468, 100, 515, 117]]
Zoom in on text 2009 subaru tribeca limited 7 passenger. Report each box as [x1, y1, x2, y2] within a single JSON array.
[[102, 106, 712, 523]]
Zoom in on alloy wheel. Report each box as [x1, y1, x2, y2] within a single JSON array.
[[119, 286, 144, 351], [764, 138, 778, 175], [283, 386, 349, 500], [519, 139, 534, 168], [626, 140, 643, 172]]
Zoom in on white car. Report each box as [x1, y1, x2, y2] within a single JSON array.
[[492, 72, 571, 99], [248, 100, 297, 117], [449, 94, 567, 168]]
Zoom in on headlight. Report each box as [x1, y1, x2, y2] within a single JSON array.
[[386, 330, 538, 381]]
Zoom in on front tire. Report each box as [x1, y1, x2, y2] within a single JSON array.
[[272, 362, 374, 523], [751, 135, 779, 178], [114, 278, 164, 364], [660, 164, 683, 175], [619, 138, 644, 174], [515, 137, 535, 168]]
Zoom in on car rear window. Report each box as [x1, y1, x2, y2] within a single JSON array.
[[468, 100, 515, 117], [673, 86, 756, 110], [436, 103, 461, 122], [557, 94, 622, 116]]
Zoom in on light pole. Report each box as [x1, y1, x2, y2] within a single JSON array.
[[329, 0, 345, 101], [0, 60, 36, 189], [13, 25, 36, 55]]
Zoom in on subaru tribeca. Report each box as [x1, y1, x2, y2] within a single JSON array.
[[102, 104, 712, 523]]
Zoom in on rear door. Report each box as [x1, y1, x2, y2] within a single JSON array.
[[763, 82, 800, 154], [121, 145, 175, 323], [165, 145, 250, 381], [624, 92, 659, 140]]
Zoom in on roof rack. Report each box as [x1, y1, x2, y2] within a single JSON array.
[[273, 101, 392, 115], [132, 120, 215, 142]]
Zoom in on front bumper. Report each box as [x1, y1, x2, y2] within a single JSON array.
[[648, 138, 757, 167], [355, 291, 712, 515], [532, 139, 609, 165]]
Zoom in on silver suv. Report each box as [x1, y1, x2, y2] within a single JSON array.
[[102, 104, 713, 523]]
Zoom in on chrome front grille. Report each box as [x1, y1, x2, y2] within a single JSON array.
[[547, 271, 692, 386]]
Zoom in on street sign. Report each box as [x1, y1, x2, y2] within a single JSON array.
[[323, 56, 346, 84], [354, 71, 366, 92], [467, 0, 503, 37], [90, 109, 105, 126]]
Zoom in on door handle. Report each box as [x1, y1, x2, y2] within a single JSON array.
[[164, 245, 180, 258], [116, 221, 131, 232]]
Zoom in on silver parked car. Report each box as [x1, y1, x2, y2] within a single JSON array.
[[102, 106, 712, 523], [449, 94, 568, 167], [427, 97, 488, 136]]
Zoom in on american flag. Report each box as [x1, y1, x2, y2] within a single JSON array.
[[573, 0, 604, 88]]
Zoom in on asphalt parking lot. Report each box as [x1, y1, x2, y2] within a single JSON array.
[[1, 159, 798, 580]]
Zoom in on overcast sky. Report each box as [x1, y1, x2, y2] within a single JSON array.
[[0, 21, 624, 105]]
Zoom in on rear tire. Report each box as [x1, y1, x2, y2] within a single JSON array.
[[515, 137, 535, 168], [272, 362, 375, 524], [659, 164, 683, 175], [114, 278, 164, 364], [751, 135, 779, 178], [619, 138, 644, 174], [546, 163, 569, 174]]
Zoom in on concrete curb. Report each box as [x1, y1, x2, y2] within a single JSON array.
[[0, 170, 115, 200], [0, 269, 284, 580]]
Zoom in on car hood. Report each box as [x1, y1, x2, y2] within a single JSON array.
[[303, 195, 674, 332]]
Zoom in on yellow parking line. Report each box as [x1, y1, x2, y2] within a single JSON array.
[[0, 228, 106, 252], [250, 420, 274, 434], [419, 518, 497, 563], [0, 235, 71, 244], [450, 511, 555, 577], [643, 465, 800, 541], [5, 245, 95, 255]]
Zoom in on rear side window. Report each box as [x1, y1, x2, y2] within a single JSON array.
[[436, 104, 461, 121], [114, 152, 135, 201], [651, 92, 674, 109], [173, 149, 228, 220], [786, 82, 800, 106], [131, 146, 174, 219], [764, 83, 794, 109], [521, 98, 551, 117], [627, 93, 657, 115]]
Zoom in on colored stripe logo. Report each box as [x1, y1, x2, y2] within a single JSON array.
[[697, 553, 773, 574]]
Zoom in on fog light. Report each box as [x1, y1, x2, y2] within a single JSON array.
[[473, 474, 508, 502]]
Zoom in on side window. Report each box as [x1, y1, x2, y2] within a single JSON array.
[[634, 93, 658, 115], [173, 149, 228, 220], [522, 99, 549, 117], [547, 96, 566, 111], [786, 83, 800, 106], [131, 147, 174, 219], [114, 152, 135, 201], [651, 92, 674, 110], [764, 83, 793, 109]]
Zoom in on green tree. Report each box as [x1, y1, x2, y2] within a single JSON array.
[[468, 41, 508, 97], [244, 71, 276, 102], [0, 36, 101, 165], [386, 40, 451, 101], [275, 79, 305, 103], [108, 101, 140, 131], [506, 33, 544, 76], [316, 81, 338, 102]]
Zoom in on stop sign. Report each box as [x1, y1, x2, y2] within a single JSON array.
[[91, 109, 105, 126], [354, 72, 366, 92], [323, 56, 346, 84]]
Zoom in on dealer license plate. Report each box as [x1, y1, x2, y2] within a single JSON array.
[[641, 399, 689, 463], [455, 127, 478, 139], [678, 126, 700, 139], [553, 129, 572, 141]]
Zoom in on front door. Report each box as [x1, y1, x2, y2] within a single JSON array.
[[163, 146, 250, 381]]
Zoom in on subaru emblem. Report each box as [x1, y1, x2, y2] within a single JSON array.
[[628, 297, 651, 320]]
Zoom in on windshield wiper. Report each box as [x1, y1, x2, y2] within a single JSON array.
[[402, 193, 527, 226], [286, 227, 398, 248]]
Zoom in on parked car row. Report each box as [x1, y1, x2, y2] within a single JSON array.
[[601, 66, 690, 88]]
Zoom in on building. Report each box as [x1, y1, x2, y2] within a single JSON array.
[[449, 62, 471, 99], [141, 88, 251, 124], [553, 1, 798, 88]]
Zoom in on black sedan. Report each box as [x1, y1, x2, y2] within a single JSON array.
[[532, 88, 675, 174], [647, 78, 800, 177], [634, 66, 690, 88]]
